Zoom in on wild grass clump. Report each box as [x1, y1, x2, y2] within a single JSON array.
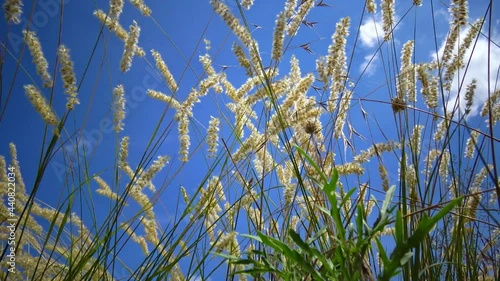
[[1, 0, 498, 280]]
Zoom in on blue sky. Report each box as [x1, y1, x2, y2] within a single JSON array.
[[1, 0, 499, 279]]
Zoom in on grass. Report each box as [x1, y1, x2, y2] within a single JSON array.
[[0, 0, 499, 280]]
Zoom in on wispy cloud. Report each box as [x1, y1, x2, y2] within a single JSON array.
[[358, 17, 383, 76], [436, 24, 500, 118], [359, 18, 383, 48], [359, 54, 379, 77]]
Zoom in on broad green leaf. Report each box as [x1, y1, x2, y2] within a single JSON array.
[[330, 195, 346, 241], [306, 226, 328, 244], [375, 237, 390, 266], [294, 144, 328, 185], [289, 229, 312, 255], [257, 232, 286, 253], [240, 233, 262, 242], [407, 196, 462, 248], [289, 229, 333, 272], [381, 185, 396, 218], [310, 248, 334, 272], [395, 209, 403, 244], [400, 251, 413, 266], [356, 205, 364, 238], [324, 168, 339, 204], [340, 187, 356, 208], [230, 259, 258, 265]]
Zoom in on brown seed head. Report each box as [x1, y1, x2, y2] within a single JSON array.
[[391, 97, 406, 113]]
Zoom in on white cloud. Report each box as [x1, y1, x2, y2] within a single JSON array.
[[359, 18, 383, 48], [359, 53, 379, 77], [437, 26, 500, 118]]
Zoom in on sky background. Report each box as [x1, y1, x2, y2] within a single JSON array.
[[1, 0, 499, 279]]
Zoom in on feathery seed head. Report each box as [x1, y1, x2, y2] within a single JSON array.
[[151, 50, 178, 92], [130, 0, 151, 16], [24, 85, 58, 126], [4, 0, 22, 24], [9, 143, 26, 194], [93, 8, 145, 59], [211, 1, 252, 47], [439, 149, 450, 181], [120, 20, 141, 72], [391, 97, 406, 113], [271, 11, 287, 61], [241, 0, 254, 9], [119, 136, 129, 168], [399, 40, 416, 102], [334, 89, 352, 139], [286, 0, 314, 37], [434, 112, 452, 141], [232, 43, 253, 77], [58, 45, 79, 110], [178, 115, 190, 162], [303, 119, 317, 135], [465, 130, 479, 159], [409, 125, 424, 154], [366, 0, 376, 13], [113, 85, 126, 133], [136, 155, 170, 191], [207, 116, 220, 158], [381, 0, 395, 40], [480, 89, 500, 118], [327, 17, 350, 112], [109, 0, 124, 19], [464, 79, 477, 115], [181, 186, 189, 204], [450, 0, 468, 27], [284, 0, 297, 19], [95, 176, 120, 201], [0, 156, 6, 184], [23, 30, 53, 88], [147, 90, 181, 109]]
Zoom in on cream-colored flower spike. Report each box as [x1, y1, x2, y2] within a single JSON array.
[[3, 0, 22, 24], [9, 143, 26, 197], [24, 85, 58, 126], [147, 90, 181, 109], [232, 43, 253, 77], [207, 116, 220, 158], [286, 0, 314, 37], [95, 176, 121, 202], [94, 9, 127, 39], [58, 45, 79, 110], [381, 0, 394, 40], [241, 0, 254, 9], [178, 115, 190, 162], [109, 0, 124, 19], [136, 155, 170, 192], [151, 50, 178, 93], [23, 30, 53, 88], [130, 0, 151, 16], [464, 130, 479, 159], [120, 20, 141, 72], [327, 17, 350, 112], [93, 10, 146, 57], [272, 10, 287, 60], [450, 0, 468, 27], [366, 0, 376, 13], [211, 1, 252, 47], [334, 90, 352, 139], [113, 85, 126, 133], [399, 40, 415, 102]]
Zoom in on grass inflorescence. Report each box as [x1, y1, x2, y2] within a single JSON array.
[[0, 0, 499, 280]]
